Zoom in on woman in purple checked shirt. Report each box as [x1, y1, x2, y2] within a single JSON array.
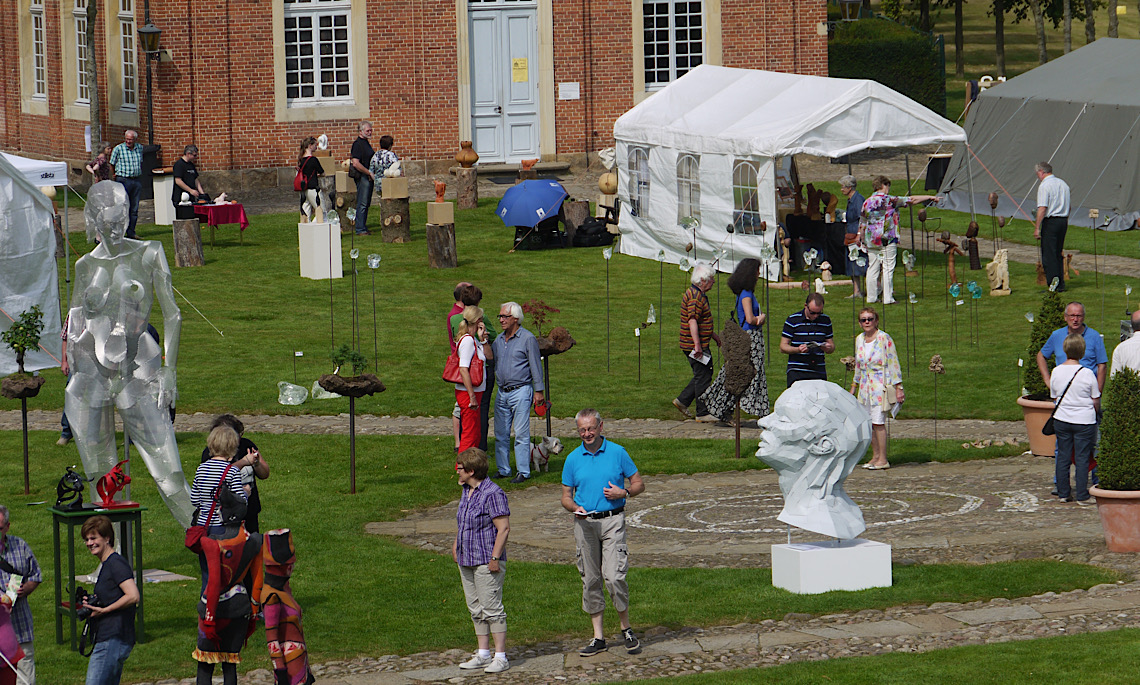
[[452, 448, 512, 674]]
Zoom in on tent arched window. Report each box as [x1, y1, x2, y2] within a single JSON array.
[[733, 160, 761, 235], [677, 153, 700, 224], [629, 147, 650, 217]]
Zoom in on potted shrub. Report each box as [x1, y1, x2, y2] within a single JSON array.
[[1089, 368, 1140, 552], [1016, 289, 1064, 456], [318, 343, 385, 398]]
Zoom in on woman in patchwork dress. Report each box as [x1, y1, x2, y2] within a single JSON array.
[[851, 307, 904, 470]]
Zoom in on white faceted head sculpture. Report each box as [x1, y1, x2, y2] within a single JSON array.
[[84, 180, 129, 244], [757, 380, 872, 539]]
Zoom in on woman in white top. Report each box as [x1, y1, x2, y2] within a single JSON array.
[[1050, 333, 1100, 503], [455, 305, 493, 452]]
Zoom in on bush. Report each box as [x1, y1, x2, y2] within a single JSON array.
[[1023, 290, 1065, 400], [1097, 368, 1140, 491], [829, 17, 946, 115], [0, 306, 44, 374]]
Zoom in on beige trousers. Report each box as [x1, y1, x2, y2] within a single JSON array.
[[574, 513, 630, 615], [458, 563, 507, 635]]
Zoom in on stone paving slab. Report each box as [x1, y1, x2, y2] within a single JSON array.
[[834, 619, 925, 638], [943, 605, 1044, 625], [900, 613, 970, 633], [647, 638, 704, 654], [1032, 598, 1132, 616], [396, 666, 458, 682], [798, 626, 855, 639], [512, 654, 565, 674], [757, 631, 822, 648], [696, 634, 759, 651]]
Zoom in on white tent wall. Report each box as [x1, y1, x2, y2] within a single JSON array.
[[0, 154, 63, 375], [616, 142, 779, 277]]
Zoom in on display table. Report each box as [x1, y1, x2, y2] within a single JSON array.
[[193, 203, 250, 246], [152, 172, 175, 226], [51, 506, 146, 650]]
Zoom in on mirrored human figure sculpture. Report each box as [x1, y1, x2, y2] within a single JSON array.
[[756, 380, 872, 539], [65, 180, 194, 527]]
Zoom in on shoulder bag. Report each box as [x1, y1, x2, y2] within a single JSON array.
[[443, 334, 485, 386], [185, 462, 235, 553], [1042, 367, 1083, 436]]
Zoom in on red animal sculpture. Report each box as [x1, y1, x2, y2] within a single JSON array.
[[96, 460, 133, 507]]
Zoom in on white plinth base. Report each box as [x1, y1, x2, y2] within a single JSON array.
[[153, 175, 175, 226], [771, 539, 892, 594], [298, 222, 343, 279]]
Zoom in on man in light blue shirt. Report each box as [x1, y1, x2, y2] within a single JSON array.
[[1036, 302, 1107, 392], [561, 409, 644, 658], [490, 301, 544, 482]]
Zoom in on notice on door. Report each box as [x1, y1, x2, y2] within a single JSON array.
[[511, 58, 528, 82]]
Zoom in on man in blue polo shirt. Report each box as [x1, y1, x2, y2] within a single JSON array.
[[561, 409, 644, 658], [1036, 301, 1107, 392], [779, 292, 835, 387]]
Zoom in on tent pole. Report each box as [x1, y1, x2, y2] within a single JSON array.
[[64, 188, 71, 321], [905, 154, 914, 256], [963, 142, 977, 222]]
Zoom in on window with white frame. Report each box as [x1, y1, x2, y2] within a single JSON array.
[[629, 147, 650, 218], [643, 1, 703, 90], [118, 0, 136, 109], [31, 0, 47, 98], [284, 0, 352, 104], [75, 0, 89, 103], [733, 160, 762, 235], [677, 153, 700, 224]]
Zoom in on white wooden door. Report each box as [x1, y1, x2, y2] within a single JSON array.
[[470, 2, 539, 162]]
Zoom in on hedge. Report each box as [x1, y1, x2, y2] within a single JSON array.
[[829, 18, 947, 116]]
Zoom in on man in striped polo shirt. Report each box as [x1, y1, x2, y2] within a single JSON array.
[[779, 293, 835, 387], [674, 263, 721, 421], [109, 130, 143, 239]]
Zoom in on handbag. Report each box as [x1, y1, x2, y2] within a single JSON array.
[[1042, 367, 1083, 436], [185, 462, 235, 553], [843, 232, 860, 246], [443, 335, 485, 386]]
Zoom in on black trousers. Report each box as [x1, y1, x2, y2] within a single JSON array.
[[786, 368, 827, 388], [1040, 216, 1068, 292], [678, 351, 714, 416]]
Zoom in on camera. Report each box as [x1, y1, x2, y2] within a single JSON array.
[[74, 586, 99, 620]]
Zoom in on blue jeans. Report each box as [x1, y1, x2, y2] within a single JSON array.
[[1055, 420, 1097, 501], [116, 176, 142, 238], [86, 637, 134, 685], [494, 385, 533, 477], [354, 175, 374, 233]]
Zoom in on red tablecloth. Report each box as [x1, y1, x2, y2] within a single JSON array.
[[193, 203, 249, 231]]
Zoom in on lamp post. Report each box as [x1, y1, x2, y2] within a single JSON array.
[[138, 21, 162, 145]]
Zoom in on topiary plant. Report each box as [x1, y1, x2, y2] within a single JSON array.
[[1097, 368, 1140, 491], [1, 306, 45, 375], [330, 343, 368, 376], [1023, 290, 1065, 400]]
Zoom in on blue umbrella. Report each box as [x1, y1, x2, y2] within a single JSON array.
[[495, 180, 568, 228]]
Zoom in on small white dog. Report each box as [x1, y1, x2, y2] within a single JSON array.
[[529, 436, 564, 473]]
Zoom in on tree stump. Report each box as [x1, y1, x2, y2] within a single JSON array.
[[172, 218, 205, 267], [53, 214, 66, 258], [516, 168, 538, 183], [456, 167, 478, 210], [562, 200, 590, 243], [335, 171, 357, 233], [380, 197, 411, 243], [426, 223, 457, 268]]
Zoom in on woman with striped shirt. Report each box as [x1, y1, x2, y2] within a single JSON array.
[[191, 426, 248, 531]]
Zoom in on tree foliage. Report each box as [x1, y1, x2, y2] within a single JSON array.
[[829, 18, 947, 116], [1097, 368, 1140, 491], [0, 306, 45, 374], [1023, 290, 1065, 400]]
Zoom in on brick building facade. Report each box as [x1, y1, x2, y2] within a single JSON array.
[[2, 0, 826, 181]]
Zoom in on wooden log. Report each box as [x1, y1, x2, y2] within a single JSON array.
[[455, 167, 478, 210], [426, 223, 457, 268], [380, 197, 412, 243], [333, 172, 356, 232], [516, 168, 538, 183], [172, 218, 205, 267], [562, 200, 590, 244]]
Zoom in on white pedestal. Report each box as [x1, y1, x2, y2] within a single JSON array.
[[771, 539, 892, 594], [153, 175, 175, 226], [298, 222, 343, 280]]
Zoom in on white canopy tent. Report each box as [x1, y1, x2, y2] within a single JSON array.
[[613, 65, 968, 277], [0, 152, 64, 374]]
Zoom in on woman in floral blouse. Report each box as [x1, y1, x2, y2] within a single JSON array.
[[851, 307, 904, 470], [858, 175, 941, 305]]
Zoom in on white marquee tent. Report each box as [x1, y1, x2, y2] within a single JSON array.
[[613, 65, 968, 277], [0, 152, 64, 374]]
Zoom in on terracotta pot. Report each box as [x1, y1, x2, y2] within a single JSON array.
[[455, 141, 479, 169], [598, 171, 617, 195], [1089, 487, 1140, 552], [1016, 395, 1056, 457]]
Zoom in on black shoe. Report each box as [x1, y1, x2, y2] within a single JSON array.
[[579, 637, 607, 656], [509, 473, 529, 484], [356, 230, 372, 236], [622, 628, 641, 654], [491, 472, 510, 480]]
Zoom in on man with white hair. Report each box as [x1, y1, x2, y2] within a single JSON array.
[[1110, 311, 1140, 377], [0, 504, 42, 685], [349, 121, 375, 235], [491, 301, 544, 482], [108, 129, 143, 238], [674, 263, 721, 421], [1033, 161, 1070, 292]]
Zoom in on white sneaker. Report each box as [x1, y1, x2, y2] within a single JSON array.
[[459, 654, 492, 670], [484, 657, 510, 674]]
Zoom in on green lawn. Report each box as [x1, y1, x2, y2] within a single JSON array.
[[628, 628, 1140, 684], [6, 429, 1118, 685], [31, 196, 1138, 426]]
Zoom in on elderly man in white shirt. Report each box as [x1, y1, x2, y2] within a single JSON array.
[[1111, 311, 1140, 377], [1032, 161, 1071, 292]]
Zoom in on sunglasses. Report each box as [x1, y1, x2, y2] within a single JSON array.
[[497, 314, 513, 319], [859, 317, 876, 323]]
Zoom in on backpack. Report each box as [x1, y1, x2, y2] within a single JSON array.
[[293, 165, 306, 192]]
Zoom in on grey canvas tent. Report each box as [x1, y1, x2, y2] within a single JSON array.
[[938, 38, 1140, 230]]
